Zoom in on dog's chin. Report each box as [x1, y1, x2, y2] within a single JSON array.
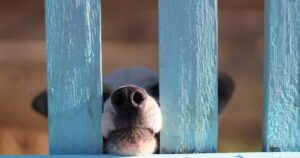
[[105, 127, 157, 155]]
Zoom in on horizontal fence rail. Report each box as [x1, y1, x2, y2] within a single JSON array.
[[46, 0, 102, 154], [2, 153, 300, 158], [159, 0, 218, 154], [263, 0, 300, 152]]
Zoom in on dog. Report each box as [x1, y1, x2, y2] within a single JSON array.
[[32, 67, 234, 155]]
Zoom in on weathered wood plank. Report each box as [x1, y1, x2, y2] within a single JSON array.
[[264, 0, 300, 152], [2, 153, 300, 158], [159, 0, 218, 153], [46, 0, 102, 154]]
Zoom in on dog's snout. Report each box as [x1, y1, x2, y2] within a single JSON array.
[[111, 86, 146, 109]]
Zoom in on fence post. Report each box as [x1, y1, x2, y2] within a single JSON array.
[[159, 0, 218, 153], [264, 0, 300, 152], [46, 0, 102, 154]]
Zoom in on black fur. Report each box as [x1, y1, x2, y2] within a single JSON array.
[[32, 73, 234, 117]]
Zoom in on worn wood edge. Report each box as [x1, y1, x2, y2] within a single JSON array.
[[262, 0, 269, 151], [2, 152, 300, 158]]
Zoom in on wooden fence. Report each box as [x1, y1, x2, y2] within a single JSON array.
[[1, 0, 300, 157]]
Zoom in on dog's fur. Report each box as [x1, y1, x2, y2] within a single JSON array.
[[32, 67, 234, 155]]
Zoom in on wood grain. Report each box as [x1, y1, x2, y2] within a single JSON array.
[[159, 0, 218, 153], [46, 0, 102, 154], [263, 0, 300, 152]]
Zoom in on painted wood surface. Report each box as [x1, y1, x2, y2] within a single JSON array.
[[159, 0, 218, 153], [263, 0, 300, 152], [2, 153, 300, 158], [46, 0, 102, 154]]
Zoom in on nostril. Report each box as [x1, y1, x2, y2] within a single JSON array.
[[111, 90, 126, 107], [111, 86, 147, 109], [132, 91, 146, 105]]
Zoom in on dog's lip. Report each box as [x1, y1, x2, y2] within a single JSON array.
[[114, 127, 155, 135]]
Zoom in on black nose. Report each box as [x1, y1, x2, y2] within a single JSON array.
[[111, 86, 147, 109]]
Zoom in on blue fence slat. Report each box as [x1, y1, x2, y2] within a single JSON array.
[[264, 0, 300, 152], [46, 0, 102, 154], [159, 0, 218, 153]]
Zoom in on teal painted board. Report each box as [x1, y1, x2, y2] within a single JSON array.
[[159, 0, 218, 153], [46, 0, 102, 154], [264, 0, 300, 152], [2, 153, 300, 158]]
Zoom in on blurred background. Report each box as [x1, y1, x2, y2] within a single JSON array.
[[0, 0, 264, 154]]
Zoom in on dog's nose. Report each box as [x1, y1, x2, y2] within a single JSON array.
[[111, 86, 147, 109]]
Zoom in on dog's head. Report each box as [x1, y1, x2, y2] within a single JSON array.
[[101, 67, 162, 155], [32, 66, 234, 155]]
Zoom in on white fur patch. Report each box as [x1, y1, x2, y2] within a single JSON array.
[[143, 94, 162, 133], [101, 99, 116, 138], [105, 132, 157, 156]]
